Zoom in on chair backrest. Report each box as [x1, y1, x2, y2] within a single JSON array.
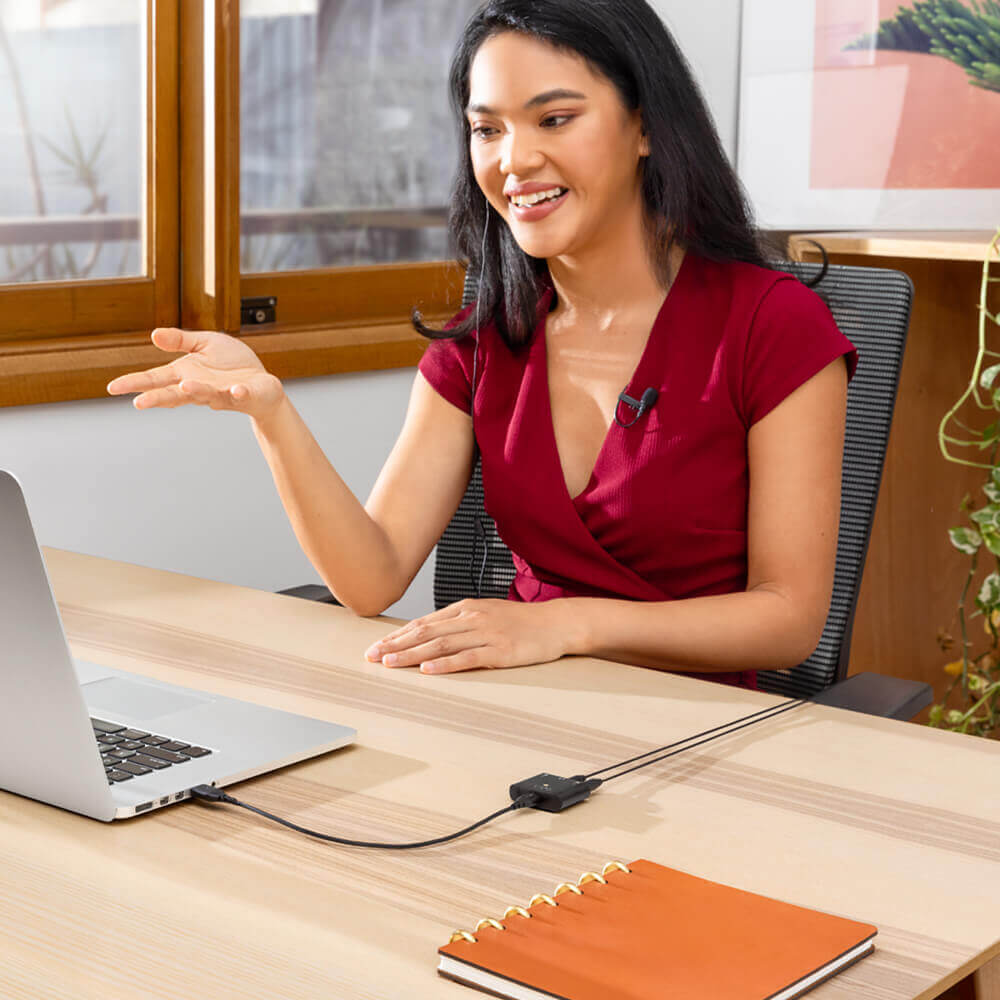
[[433, 261, 912, 698]]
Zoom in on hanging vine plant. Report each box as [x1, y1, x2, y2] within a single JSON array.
[[934, 228, 1000, 737]]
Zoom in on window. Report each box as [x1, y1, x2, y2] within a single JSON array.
[[0, 0, 177, 406], [0, 0, 471, 407]]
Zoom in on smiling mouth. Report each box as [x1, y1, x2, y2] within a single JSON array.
[[507, 186, 568, 208]]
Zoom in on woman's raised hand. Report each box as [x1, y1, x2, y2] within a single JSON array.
[[107, 328, 285, 421]]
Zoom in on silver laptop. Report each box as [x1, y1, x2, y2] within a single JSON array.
[[0, 469, 356, 822]]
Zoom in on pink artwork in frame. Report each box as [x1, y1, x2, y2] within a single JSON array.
[[811, 0, 1000, 189]]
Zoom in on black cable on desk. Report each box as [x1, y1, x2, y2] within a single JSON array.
[[189, 696, 810, 845], [592, 697, 807, 784], [581, 698, 808, 781], [189, 784, 540, 849]]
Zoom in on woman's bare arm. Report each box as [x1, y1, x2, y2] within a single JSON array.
[[110, 329, 475, 616]]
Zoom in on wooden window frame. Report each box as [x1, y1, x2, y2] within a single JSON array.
[[0, 0, 179, 407], [0, 1, 464, 408]]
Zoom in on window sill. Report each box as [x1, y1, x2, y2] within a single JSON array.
[[0, 317, 445, 409]]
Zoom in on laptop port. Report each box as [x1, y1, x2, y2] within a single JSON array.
[[135, 802, 152, 813]]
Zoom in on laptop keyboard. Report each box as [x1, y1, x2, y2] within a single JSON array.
[[92, 717, 212, 785]]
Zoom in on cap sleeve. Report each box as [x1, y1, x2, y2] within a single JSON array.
[[417, 302, 478, 413], [742, 277, 858, 427]]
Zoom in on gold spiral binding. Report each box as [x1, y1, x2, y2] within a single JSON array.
[[529, 893, 557, 908], [448, 861, 632, 944], [554, 882, 583, 896], [602, 861, 631, 876]]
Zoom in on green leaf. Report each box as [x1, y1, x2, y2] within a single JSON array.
[[978, 571, 1000, 610], [982, 364, 1000, 390], [950, 525, 983, 553], [969, 504, 1000, 526], [985, 481, 1000, 503], [982, 524, 1000, 556]]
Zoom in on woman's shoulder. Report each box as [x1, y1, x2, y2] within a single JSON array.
[[693, 251, 814, 300], [687, 252, 836, 333]]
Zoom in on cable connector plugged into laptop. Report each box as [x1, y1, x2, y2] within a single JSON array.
[[189, 784, 237, 804], [508, 773, 603, 812]]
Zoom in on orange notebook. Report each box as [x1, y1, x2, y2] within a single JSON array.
[[437, 859, 876, 1000]]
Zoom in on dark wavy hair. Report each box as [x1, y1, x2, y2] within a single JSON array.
[[414, 0, 792, 347]]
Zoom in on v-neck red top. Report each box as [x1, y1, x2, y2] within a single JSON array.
[[418, 251, 857, 688]]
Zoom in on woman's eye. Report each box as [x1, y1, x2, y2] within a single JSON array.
[[541, 114, 573, 129], [471, 124, 498, 140]]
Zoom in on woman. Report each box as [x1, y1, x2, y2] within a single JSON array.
[[108, 0, 854, 689]]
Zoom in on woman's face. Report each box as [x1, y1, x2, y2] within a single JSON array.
[[466, 31, 648, 262]]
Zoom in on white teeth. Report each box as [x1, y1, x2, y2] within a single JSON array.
[[510, 187, 565, 207]]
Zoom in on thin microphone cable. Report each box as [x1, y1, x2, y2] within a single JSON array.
[[470, 196, 490, 599], [589, 698, 808, 785], [582, 697, 808, 782]]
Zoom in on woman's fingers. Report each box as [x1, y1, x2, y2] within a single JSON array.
[[377, 632, 491, 670], [150, 326, 212, 355], [133, 379, 244, 412], [107, 360, 180, 396], [366, 608, 469, 661], [131, 384, 193, 410]]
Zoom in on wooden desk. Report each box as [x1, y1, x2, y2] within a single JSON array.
[[4, 549, 1000, 1000]]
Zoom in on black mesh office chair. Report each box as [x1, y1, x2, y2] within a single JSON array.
[[431, 260, 932, 720]]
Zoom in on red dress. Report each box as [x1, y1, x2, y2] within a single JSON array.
[[418, 251, 858, 689]]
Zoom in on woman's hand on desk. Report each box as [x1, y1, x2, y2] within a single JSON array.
[[107, 328, 285, 422], [365, 599, 582, 674]]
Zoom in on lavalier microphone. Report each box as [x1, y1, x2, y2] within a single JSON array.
[[614, 387, 659, 428]]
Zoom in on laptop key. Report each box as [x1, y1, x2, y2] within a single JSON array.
[[181, 746, 210, 757], [97, 734, 124, 745], [115, 761, 153, 776], [120, 729, 151, 741], [137, 746, 188, 764], [109, 749, 137, 759], [141, 736, 169, 746], [119, 741, 144, 750], [107, 770, 134, 782], [132, 754, 170, 770], [92, 719, 126, 734], [160, 741, 190, 753]]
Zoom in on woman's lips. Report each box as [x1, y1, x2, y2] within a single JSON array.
[[508, 189, 569, 222]]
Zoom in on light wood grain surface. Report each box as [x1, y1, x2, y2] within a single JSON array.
[[4, 549, 999, 1000], [789, 231, 999, 262]]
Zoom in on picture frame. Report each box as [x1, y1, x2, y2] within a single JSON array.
[[737, 0, 1000, 229]]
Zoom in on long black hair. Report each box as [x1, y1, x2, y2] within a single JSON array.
[[415, 0, 787, 347]]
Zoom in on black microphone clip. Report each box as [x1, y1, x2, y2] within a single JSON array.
[[614, 386, 659, 428]]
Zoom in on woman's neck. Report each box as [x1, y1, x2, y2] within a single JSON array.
[[546, 215, 682, 328]]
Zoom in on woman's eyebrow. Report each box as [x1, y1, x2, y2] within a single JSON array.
[[466, 88, 587, 115]]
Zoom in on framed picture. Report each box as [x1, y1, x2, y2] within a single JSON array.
[[737, 0, 1000, 229]]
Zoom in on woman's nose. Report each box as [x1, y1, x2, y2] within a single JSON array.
[[499, 129, 545, 176]]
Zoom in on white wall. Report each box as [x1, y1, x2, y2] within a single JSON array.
[[654, 0, 743, 159], [0, 1, 743, 621]]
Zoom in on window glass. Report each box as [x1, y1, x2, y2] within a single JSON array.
[[240, 0, 480, 273], [0, 0, 144, 286]]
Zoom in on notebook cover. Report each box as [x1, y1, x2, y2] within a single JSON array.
[[438, 859, 877, 1000]]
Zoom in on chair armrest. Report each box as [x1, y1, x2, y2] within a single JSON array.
[[277, 584, 342, 606], [810, 671, 932, 721]]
